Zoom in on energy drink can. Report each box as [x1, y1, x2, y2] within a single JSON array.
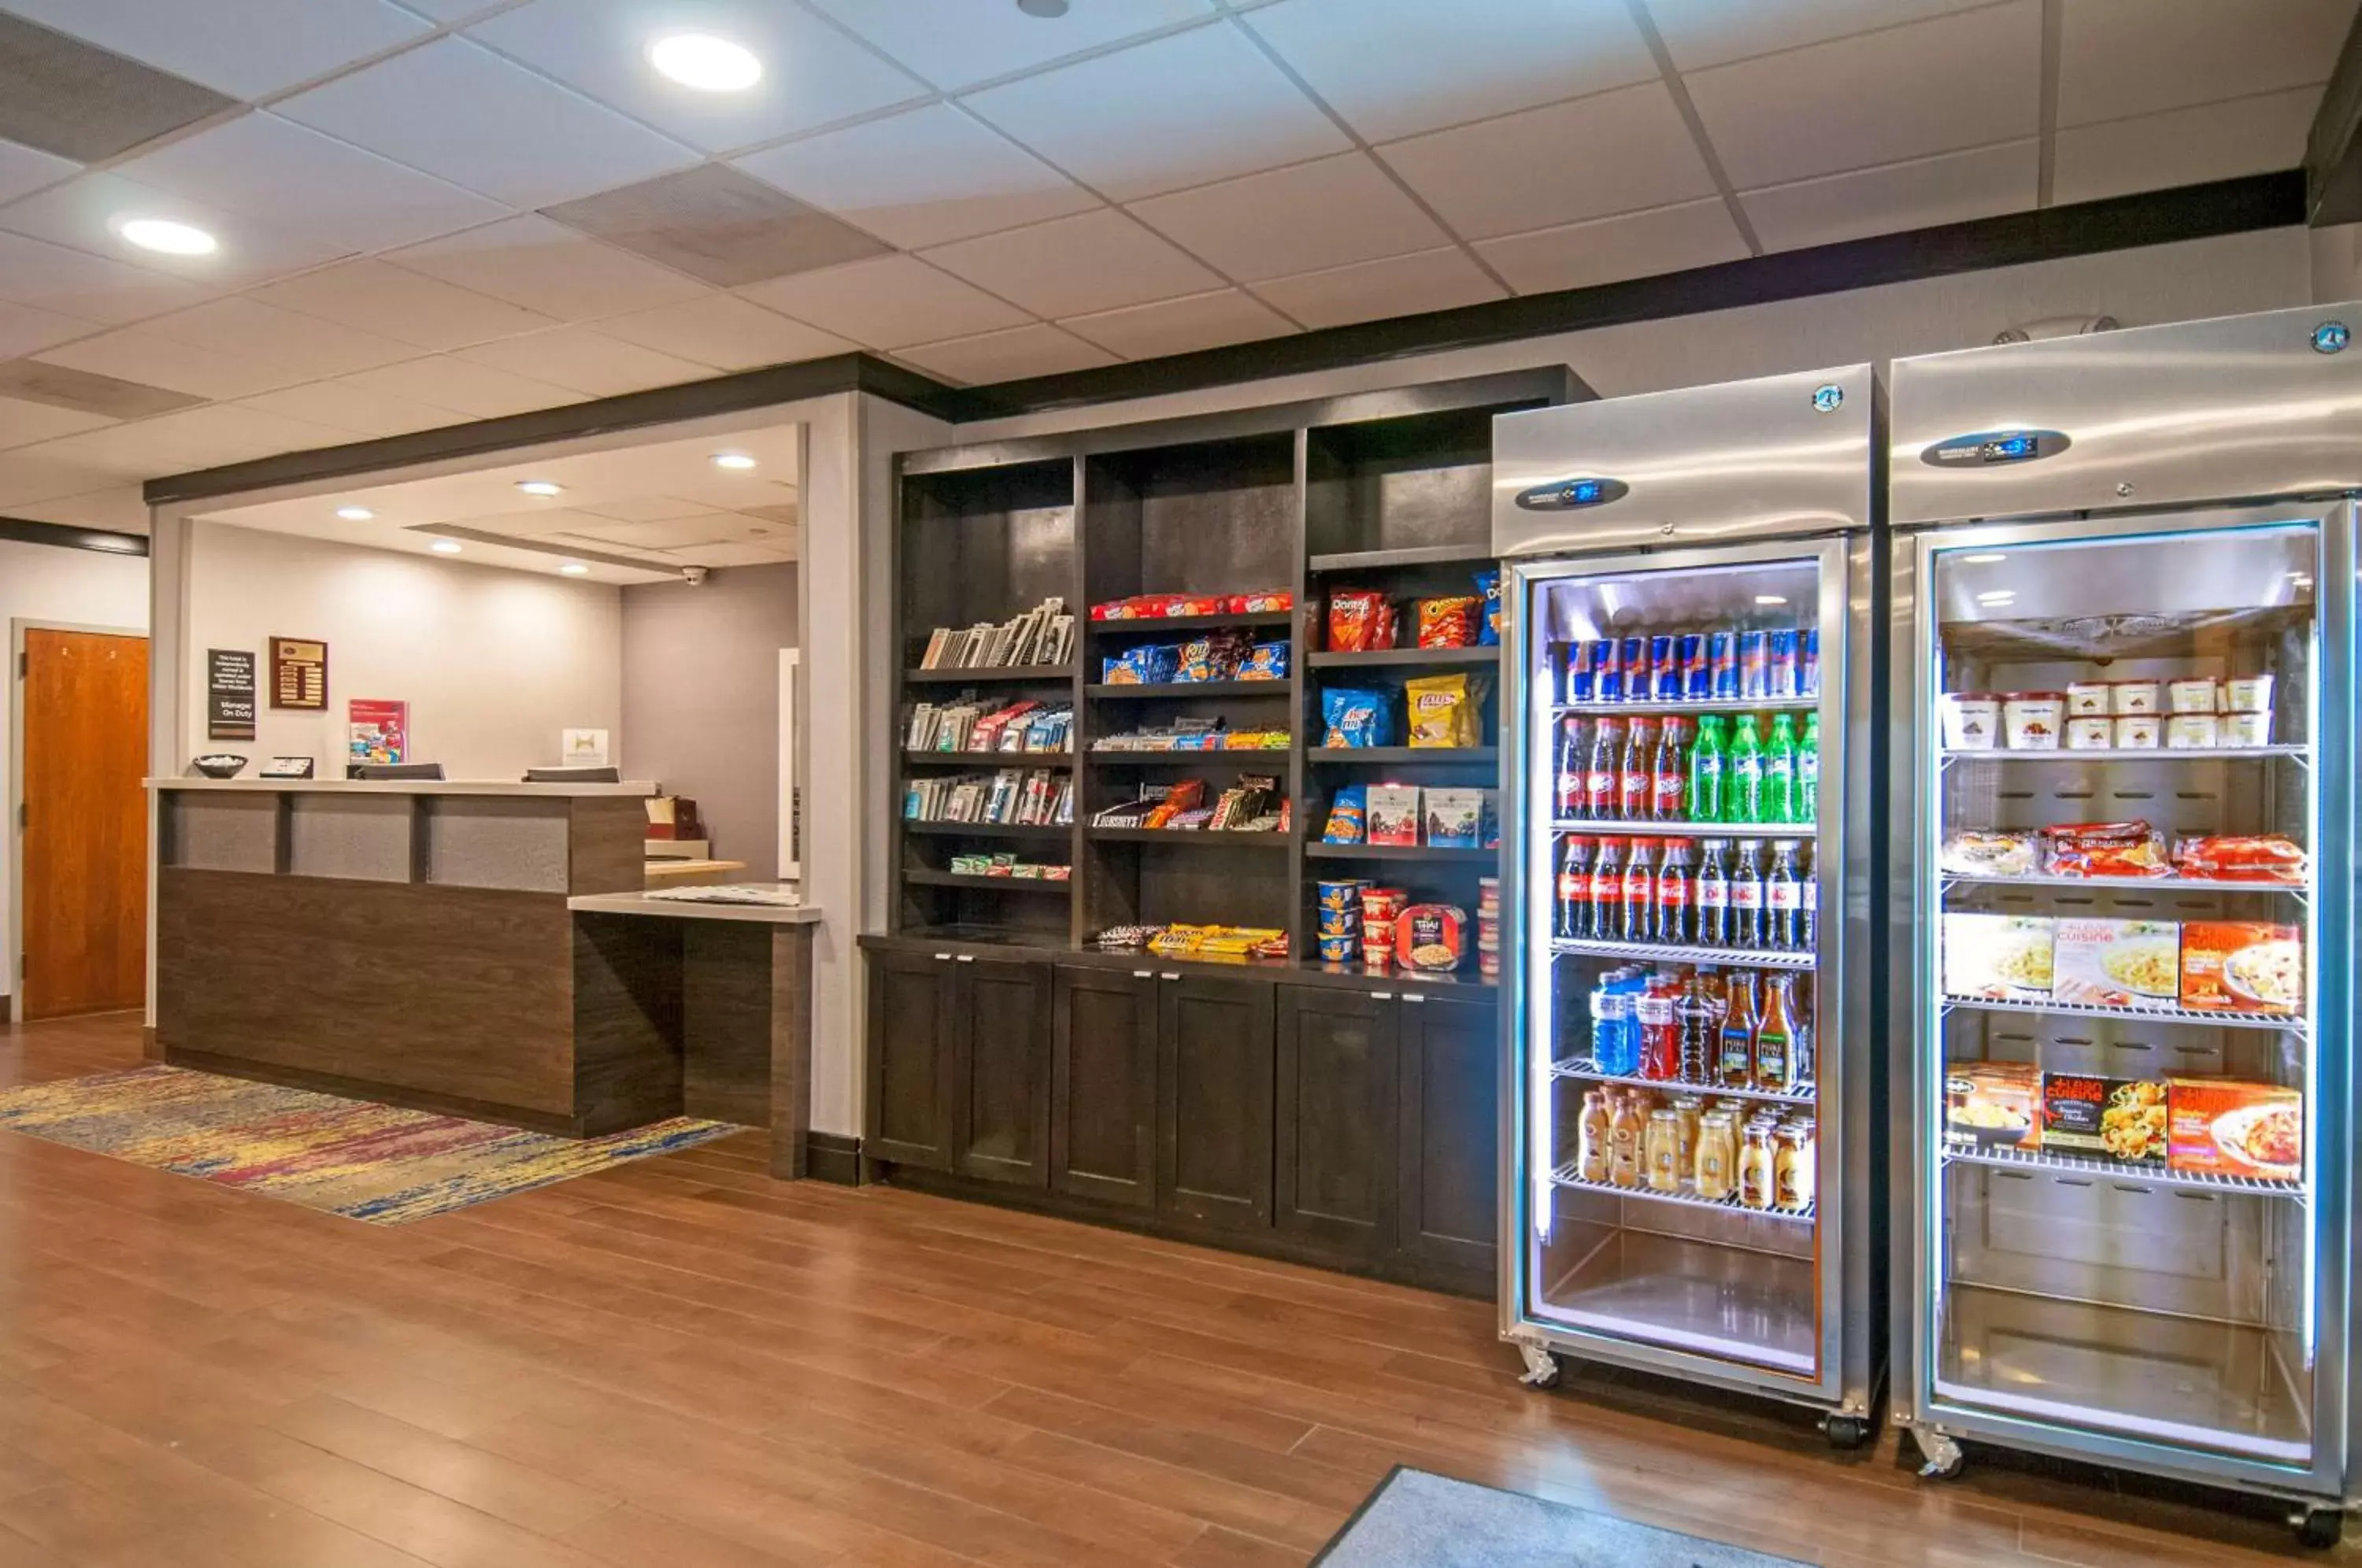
[[1799, 627, 1820, 697], [1709, 631, 1739, 699], [1738, 630, 1770, 699], [1618, 637, 1647, 701], [1648, 634, 1679, 700], [1768, 628, 1799, 698], [1679, 633, 1709, 699], [1564, 641, 1597, 703], [1593, 638, 1623, 702]]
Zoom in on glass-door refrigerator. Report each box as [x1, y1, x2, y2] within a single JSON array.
[[1888, 302, 2357, 1548], [1492, 366, 1883, 1444]]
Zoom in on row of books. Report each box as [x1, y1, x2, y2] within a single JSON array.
[[917, 597, 1075, 670], [905, 700, 1073, 754], [903, 769, 1075, 827]]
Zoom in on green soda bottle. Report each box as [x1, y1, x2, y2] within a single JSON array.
[[1763, 714, 1797, 824], [1727, 715, 1764, 823], [1686, 715, 1725, 823], [1797, 713, 1820, 822]]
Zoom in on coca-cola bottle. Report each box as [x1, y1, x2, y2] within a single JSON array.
[[1620, 838, 1656, 941], [1554, 835, 1591, 940], [1729, 839, 1765, 949], [1617, 719, 1656, 822], [1696, 839, 1731, 948], [1653, 838, 1694, 946], [1586, 837, 1624, 941], [1651, 718, 1690, 822], [1586, 719, 1623, 820], [1798, 841, 1819, 950]]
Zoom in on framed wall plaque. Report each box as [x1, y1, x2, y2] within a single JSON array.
[[207, 648, 257, 739], [269, 636, 327, 710]]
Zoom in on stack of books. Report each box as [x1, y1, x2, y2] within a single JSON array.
[[917, 598, 1075, 670], [903, 768, 1075, 827], [905, 700, 1072, 754]]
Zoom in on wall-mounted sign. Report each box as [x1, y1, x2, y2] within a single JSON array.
[[269, 636, 328, 709], [561, 727, 610, 767], [348, 699, 409, 767], [206, 648, 256, 740], [260, 756, 317, 779]]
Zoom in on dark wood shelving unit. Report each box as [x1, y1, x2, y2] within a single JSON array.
[[1306, 645, 1498, 669], [902, 869, 1072, 894], [1087, 827, 1290, 848], [1085, 749, 1293, 767], [1307, 745, 1497, 764], [1081, 680, 1290, 699], [900, 820, 1069, 841], [1307, 543, 1498, 573], [904, 749, 1075, 768], [904, 663, 1075, 686], [1084, 610, 1297, 634], [1305, 842, 1498, 863]]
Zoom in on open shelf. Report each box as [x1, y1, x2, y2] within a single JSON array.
[[1087, 611, 1295, 634], [905, 749, 1075, 768], [1942, 1142, 2303, 1198], [1551, 1057, 1815, 1107], [1940, 745, 2307, 764], [905, 664, 1075, 686], [1087, 827, 1289, 848], [1306, 646, 1496, 669], [1549, 937, 1814, 969], [1941, 994, 2304, 1030], [1083, 681, 1289, 699], [1087, 748, 1291, 765], [1536, 1228, 1817, 1375], [901, 870, 1073, 895], [1551, 818, 1818, 838], [1556, 695, 1818, 716], [901, 820, 1071, 841], [1306, 745, 1497, 765], [1305, 842, 1495, 863], [1552, 1163, 1816, 1226], [1308, 543, 1496, 573], [1941, 871, 2305, 894]]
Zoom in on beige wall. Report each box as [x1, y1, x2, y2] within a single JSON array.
[[182, 521, 623, 781]]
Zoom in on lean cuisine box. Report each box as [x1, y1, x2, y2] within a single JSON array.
[[1942, 914, 2054, 1000], [2167, 1078, 2302, 1181], [2179, 923, 2304, 1015], [2041, 1074, 2168, 1165], [2050, 919, 2179, 1010]]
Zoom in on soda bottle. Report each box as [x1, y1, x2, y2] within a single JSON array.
[[1586, 837, 1624, 941], [1764, 839, 1802, 950], [1754, 974, 1801, 1094], [1653, 838, 1693, 946], [1651, 718, 1689, 822], [1718, 972, 1759, 1089], [1798, 841, 1819, 950], [1676, 976, 1716, 1085], [1554, 717, 1586, 819], [1620, 838, 1656, 941], [1586, 719, 1623, 819], [1554, 835, 1590, 940], [1618, 719, 1656, 821], [1638, 972, 1680, 1081], [1686, 715, 1726, 823], [1763, 714, 1797, 824], [1695, 839, 1731, 947], [1729, 838, 1765, 949], [1797, 712, 1820, 822], [1727, 715, 1764, 823]]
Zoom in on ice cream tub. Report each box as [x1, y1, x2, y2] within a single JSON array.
[[2001, 692, 2065, 750], [2066, 717, 2114, 750], [2067, 682, 2112, 716], [2166, 713, 2220, 749], [2168, 676, 2219, 715], [2114, 714, 2161, 749], [2111, 679, 2160, 716], [2223, 674, 2274, 713], [2222, 711, 2271, 748], [1940, 692, 2002, 751]]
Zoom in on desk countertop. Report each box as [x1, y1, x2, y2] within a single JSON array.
[[151, 778, 657, 797], [568, 887, 820, 924]]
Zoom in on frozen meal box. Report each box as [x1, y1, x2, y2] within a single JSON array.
[[2168, 1078, 2302, 1181], [1945, 1061, 2041, 1152], [2050, 919, 2180, 1009], [2041, 1074, 2167, 1164], [2179, 922, 2304, 1015], [1942, 914, 2054, 1000], [1365, 784, 1420, 847]]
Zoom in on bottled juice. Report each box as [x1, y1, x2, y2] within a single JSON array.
[[1763, 714, 1797, 823], [1645, 1108, 1683, 1193], [1576, 1089, 1612, 1183], [1608, 1093, 1646, 1187], [1775, 1122, 1815, 1212], [1694, 1111, 1739, 1200], [1686, 715, 1726, 822], [1727, 715, 1764, 823], [1754, 974, 1801, 1093], [1738, 1125, 1777, 1210], [1718, 972, 1759, 1089]]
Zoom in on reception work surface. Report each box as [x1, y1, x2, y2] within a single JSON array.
[[150, 780, 814, 1152]]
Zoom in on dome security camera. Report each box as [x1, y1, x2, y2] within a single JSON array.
[[682, 565, 710, 586]]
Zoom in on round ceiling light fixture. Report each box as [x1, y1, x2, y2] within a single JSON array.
[[1016, 0, 1071, 16], [649, 33, 763, 91], [335, 505, 375, 521], [709, 452, 757, 471], [429, 539, 463, 554], [516, 479, 564, 497], [116, 216, 217, 256], [558, 561, 590, 575]]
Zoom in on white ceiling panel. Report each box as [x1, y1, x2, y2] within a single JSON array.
[[1248, 244, 1505, 330], [0, 446, 126, 507], [467, 0, 926, 154], [34, 401, 352, 474], [593, 294, 855, 368], [1379, 83, 1718, 241], [33, 325, 310, 400], [1061, 288, 1295, 360], [0, 394, 115, 451], [561, 513, 784, 549], [0, 298, 98, 358], [396, 0, 506, 18], [1128, 153, 1446, 283], [2057, 0, 2352, 128], [806, 0, 1213, 93], [251, 259, 562, 350], [572, 495, 727, 523], [0, 231, 208, 324], [338, 354, 584, 418], [0, 138, 75, 206], [113, 113, 509, 255], [1685, 2, 2042, 189], [2053, 89, 2322, 206], [732, 104, 1099, 250], [893, 324, 1117, 385], [963, 24, 1350, 202], [674, 539, 794, 566], [233, 379, 466, 438], [0, 0, 433, 98], [924, 209, 1222, 318], [276, 36, 702, 209], [143, 297, 441, 381], [1742, 139, 2038, 253], [1475, 198, 1748, 294], [0, 171, 350, 290], [1641, 0, 2002, 72], [737, 253, 1030, 349], [1244, 0, 1657, 143], [454, 324, 709, 397], [384, 214, 708, 321], [8, 485, 150, 531]]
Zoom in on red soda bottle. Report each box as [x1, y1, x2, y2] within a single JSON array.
[[1554, 717, 1586, 818], [1620, 838, 1656, 941], [1618, 719, 1656, 821], [1651, 717, 1689, 822], [1586, 837, 1624, 941], [1586, 719, 1622, 819]]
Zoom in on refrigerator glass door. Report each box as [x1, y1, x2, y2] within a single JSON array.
[[1919, 516, 2323, 1466], [1516, 543, 1845, 1385]]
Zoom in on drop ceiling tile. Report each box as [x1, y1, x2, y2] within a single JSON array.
[[454, 324, 709, 397], [2053, 89, 2321, 205], [115, 113, 509, 255], [234, 379, 465, 438], [893, 324, 1118, 386], [251, 260, 562, 351], [140, 296, 422, 379], [8, 484, 149, 531], [0, 394, 115, 450], [564, 514, 783, 549], [1060, 287, 1294, 360], [0, 230, 208, 323], [468, 0, 925, 154], [0, 357, 205, 418], [0, 297, 96, 358], [0, 137, 73, 204], [572, 495, 726, 523], [1684, 2, 2042, 188], [542, 164, 890, 289], [338, 354, 584, 418], [1379, 83, 1718, 240], [34, 324, 315, 400], [276, 35, 702, 209], [0, 0, 431, 98], [1129, 152, 1447, 282], [0, 13, 239, 164], [398, 0, 505, 17], [2057, 0, 2352, 128], [738, 253, 1031, 349], [593, 294, 854, 370], [385, 215, 707, 322], [1247, 244, 1504, 329], [677, 540, 795, 567], [1642, 0, 2001, 72], [1475, 198, 1749, 294], [0, 445, 121, 506], [963, 24, 1350, 202], [1741, 139, 2037, 253], [806, 0, 1212, 92], [733, 104, 1098, 250], [35, 401, 354, 474], [923, 209, 1220, 318], [1244, 0, 1655, 143], [0, 170, 350, 290]]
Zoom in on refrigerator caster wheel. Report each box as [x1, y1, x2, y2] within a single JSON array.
[[1911, 1429, 1964, 1481], [2292, 1507, 2342, 1550], [1514, 1343, 1560, 1389], [1820, 1415, 1870, 1451]]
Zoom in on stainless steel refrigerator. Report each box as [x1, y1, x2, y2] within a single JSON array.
[[1492, 366, 1883, 1442], [1887, 302, 2358, 1547]]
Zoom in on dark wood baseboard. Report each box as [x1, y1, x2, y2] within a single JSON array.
[[805, 1131, 861, 1186], [163, 1045, 595, 1136]]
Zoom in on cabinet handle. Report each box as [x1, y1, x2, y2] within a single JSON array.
[[1402, 993, 1427, 1004], [1160, 972, 1180, 982], [1369, 990, 1394, 1001], [954, 954, 976, 963], [932, 952, 953, 961], [1132, 970, 1153, 979]]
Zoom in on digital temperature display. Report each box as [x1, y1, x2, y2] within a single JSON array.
[[1980, 435, 2038, 462]]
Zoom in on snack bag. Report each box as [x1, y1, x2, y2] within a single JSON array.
[[1327, 590, 1391, 652], [1322, 687, 1394, 748], [1234, 590, 1294, 614], [1475, 570, 1502, 645], [1322, 787, 1368, 844], [1238, 641, 1290, 680], [1405, 672, 1486, 748], [1415, 596, 1481, 649]]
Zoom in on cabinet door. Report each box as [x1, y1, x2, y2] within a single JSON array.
[[1157, 974, 1275, 1231], [1051, 966, 1157, 1208], [866, 946, 957, 1170], [1275, 986, 1398, 1259], [1395, 993, 1500, 1282], [950, 957, 1052, 1186]]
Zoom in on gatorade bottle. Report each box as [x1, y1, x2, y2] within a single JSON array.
[[1686, 715, 1725, 823], [1763, 714, 1797, 824], [1797, 712, 1820, 823], [1727, 715, 1765, 824]]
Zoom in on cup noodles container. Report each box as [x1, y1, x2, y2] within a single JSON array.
[[2167, 1078, 2302, 1181], [1942, 913, 2055, 999], [2050, 919, 2180, 1009], [2222, 674, 2274, 714], [1940, 693, 2001, 751], [2001, 692, 2065, 749], [1316, 934, 1357, 963], [2167, 676, 2219, 715], [2066, 717, 2114, 750], [2113, 715, 2162, 749], [1944, 1061, 2042, 1152], [2110, 679, 2160, 716], [2165, 713, 2220, 749], [2221, 711, 2272, 748], [2180, 922, 2304, 1014], [2067, 682, 2112, 716], [1394, 904, 1468, 972]]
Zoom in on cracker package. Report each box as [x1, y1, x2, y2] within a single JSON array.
[[1405, 672, 1487, 749]]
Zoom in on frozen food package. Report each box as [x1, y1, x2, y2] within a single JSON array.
[[1321, 786, 1368, 844], [1326, 590, 1391, 653], [1942, 913, 2054, 999], [2171, 834, 2308, 883], [1366, 785, 1420, 847], [1943, 1061, 2041, 1151], [2168, 1078, 2302, 1180], [2042, 1074, 2168, 1163], [1474, 570, 1502, 645], [1405, 672, 1486, 748], [1321, 687, 1394, 748], [1414, 595, 1481, 649], [1394, 904, 1468, 971], [1938, 830, 2038, 878], [2180, 922, 2304, 1014], [2038, 820, 2170, 878], [2051, 918, 2180, 1008]]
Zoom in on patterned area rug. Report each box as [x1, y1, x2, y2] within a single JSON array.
[[0, 1064, 739, 1223], [1316, 1468, 1808, 1566]]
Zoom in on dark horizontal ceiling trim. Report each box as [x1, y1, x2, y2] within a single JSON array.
[[0, 516, 150, 556], [146, 169, 2303, 505], [143, 351, 961, 506], [2308, 1, 2362, 224]]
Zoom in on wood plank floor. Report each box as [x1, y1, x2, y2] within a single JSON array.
[[0, 1011, 2346, 1567]]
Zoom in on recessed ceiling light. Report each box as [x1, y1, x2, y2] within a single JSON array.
[[1976, 590, 2016, 605], [710, 452, 757, 471], [516, 480, 563, 497], [558, 561, 590, 575], [116, 216, 217, 256], [428, 539, 462, 554], [1017, 0, 1070, 15], [649, 33, 762, 91], [1753, 594, 1787, 606], [1960, 553, 2008, 564], [335, 505, 374, 521]]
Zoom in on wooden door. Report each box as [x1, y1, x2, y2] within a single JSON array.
[[20, 628, 148, 1020], [1394, 993, 1500, 1285], [1275, 984, 1398, 1260], [1156, 974, 1275, 1231], [1050, 965, 1157, 1207], [950, 956, 1051, 1186], [865, 945, 958, 1170]]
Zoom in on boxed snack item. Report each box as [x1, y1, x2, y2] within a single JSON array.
[[2180, 922, 2304, 1014], [1366, 784, 1420, 847], [2051, 918, 2180, 1008], [1405, 672, 1486, 748], [2039, 819, 2170, 878], [1942, 914, 2054, 999], [1423, 787, 1486, 849], [1394, 904, 1468, 972], [1944, 1061, 2041, 1151], [1939, 830, 2037, 878], [2168, 1078, 2303, 1180], [2042, 1074, 2168, 1163]]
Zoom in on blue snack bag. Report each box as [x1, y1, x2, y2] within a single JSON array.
[[1323, 786, 1368, 843], [1475, 569, 1501, 645], [1321, 687, 1394, 748]]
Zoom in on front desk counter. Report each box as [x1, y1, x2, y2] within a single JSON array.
[[150, 779, 813, 1166]]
